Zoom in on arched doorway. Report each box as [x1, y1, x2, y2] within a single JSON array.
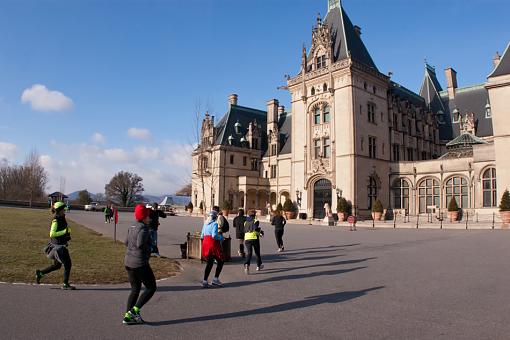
[[313, 179, 332, 219]]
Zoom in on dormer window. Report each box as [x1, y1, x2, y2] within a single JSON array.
[[452, 108, 460, 123], [228, 135, 234, 145], [234, 121, 241, 134], [240, 137, 247, 147], [316, 55, 326, 69], [485, 103, 492, 118]]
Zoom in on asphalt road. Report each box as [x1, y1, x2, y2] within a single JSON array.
[[2, 209, 510, 339]]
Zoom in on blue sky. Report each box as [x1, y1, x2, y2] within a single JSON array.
[[0, 0, 508, 195]]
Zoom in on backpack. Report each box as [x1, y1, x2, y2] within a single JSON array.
[[218, 215, 229, 233]]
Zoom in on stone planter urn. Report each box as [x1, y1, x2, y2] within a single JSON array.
[[500, 211, 510, 225], [285, 211, 296, 220], [371, 212, 382, 221], [337, 212, 347, 222], [448, 211, 459, 222]]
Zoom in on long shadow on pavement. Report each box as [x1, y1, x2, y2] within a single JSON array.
[[281, 244, 360, 253], [146, 286, 384, 326], [259, 257, 377, 275], [78, 266, 367, 292]]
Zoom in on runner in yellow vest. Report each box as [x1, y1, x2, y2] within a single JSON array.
[[243, 210, 264, 274]]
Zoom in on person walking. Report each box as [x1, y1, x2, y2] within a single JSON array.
[[35, 201, 75, 290], [244, 210, 264, 274], [149, 203, 167, 257], [201, 210, 225, 288], [233, 209, 247, 257], [122, 205, 157, 325], [104, 205, 112, 223], [271, 210, 287, 252]]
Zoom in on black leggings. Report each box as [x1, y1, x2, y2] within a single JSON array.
[[40, 246, 72, 284], [203, 256, 224, 281], [275, 229, 284, 248], [126, 265, 157, 312], [244, 239, 262, 267]]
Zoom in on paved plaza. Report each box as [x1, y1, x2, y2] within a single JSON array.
[[2, 210, 510, 339]]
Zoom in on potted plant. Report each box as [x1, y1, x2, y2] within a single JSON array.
[[371, 199, 383, 221], [499, 190, 510, 226], [221, 200, 232, 217], [346, 200, 353, 217], [448, 197, 459, 222], [336, 197, 348, 222], [283, 198, 296, 220], [199, 201, 204, 215], [187, 202, 193, 215]]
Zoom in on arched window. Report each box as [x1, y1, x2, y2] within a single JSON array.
[[445, 176, 468, 209], [311, 87, 316, 96], [368, 177, 378, 210], [418, 178, 440, 213], [392, 178, 410, 212], [323, 83, 328, 92], [314, 107, 321, 125], [200, 157, 209, 171], [323, 105, 330, 123], [482, 168, 497, 207]]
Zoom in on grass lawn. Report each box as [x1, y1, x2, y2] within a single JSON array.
[[0, 207, 182, 284]]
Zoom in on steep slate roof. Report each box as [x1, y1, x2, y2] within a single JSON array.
[[439, 85, 493, 138], [489, 42, 510, 78], [419, 64, 452, 141], [323, 6, 378, 71], [214, 104, 292, 156], [419, 63, 492, 140]]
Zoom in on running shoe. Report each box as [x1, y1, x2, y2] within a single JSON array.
[[211, 278, 223, 287], [202, 280, 209, 288], [35, 270, 43, 284], [61, 283, 76, 290], [123, 311, 143, 325], [256, 264, 264, 271], [244, 264, 250, 275]]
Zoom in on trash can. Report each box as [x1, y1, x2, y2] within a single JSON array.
[[186, 232, 231, 262]]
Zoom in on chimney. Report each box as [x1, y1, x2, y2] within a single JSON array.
[[353, 25, 362, 37], [228, 94, 238, 106], [278, 105, 285, 117], [493, 52, 501, 68], [445, 68, 457, 100], [266, 99, 279, 123]]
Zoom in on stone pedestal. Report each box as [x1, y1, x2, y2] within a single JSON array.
[[323, 215, 335, 226]]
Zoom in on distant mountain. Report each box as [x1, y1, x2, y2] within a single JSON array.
[[67, 190, 97, 201], [66, 191, 190, 206]]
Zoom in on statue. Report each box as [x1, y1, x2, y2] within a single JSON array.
[[324, 202, 332, 217], [323, 202, 335, 226]]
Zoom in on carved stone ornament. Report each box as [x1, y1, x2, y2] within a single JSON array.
[[311, 158, 330, 174], [313, 125, 330, 139]]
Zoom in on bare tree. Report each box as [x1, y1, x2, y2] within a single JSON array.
[[24, 149, 48, 206], [105, 171, 144, 207], [0, 149, 47, 203]]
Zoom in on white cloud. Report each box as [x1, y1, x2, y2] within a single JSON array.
[[103, 148, 133, 163], [134, 146, 160, 160], [21, 84, 74, 112], [91, 133, 106, 144], [127, 128, 151, 140], [45, 140, 191, 195], [0, 141, 17, 163]]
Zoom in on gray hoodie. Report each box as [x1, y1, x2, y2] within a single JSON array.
[[124, 221, 151, 268]]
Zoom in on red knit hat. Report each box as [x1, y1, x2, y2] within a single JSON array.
[[134, 204, 150, 221]]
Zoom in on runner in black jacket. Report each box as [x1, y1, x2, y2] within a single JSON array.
[[233, 209, 247, 257], [271, 211, 287, 252]]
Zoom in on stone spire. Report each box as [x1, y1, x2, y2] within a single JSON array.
[[328, 0, 341, 13]]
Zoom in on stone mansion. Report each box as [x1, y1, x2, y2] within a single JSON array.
[[191, 0, 510, 219]]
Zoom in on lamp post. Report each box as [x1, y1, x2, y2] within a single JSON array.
[[295, 190, 302, 208]]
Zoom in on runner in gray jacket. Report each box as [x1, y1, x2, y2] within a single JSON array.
[[123, 205, 157, 325]]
